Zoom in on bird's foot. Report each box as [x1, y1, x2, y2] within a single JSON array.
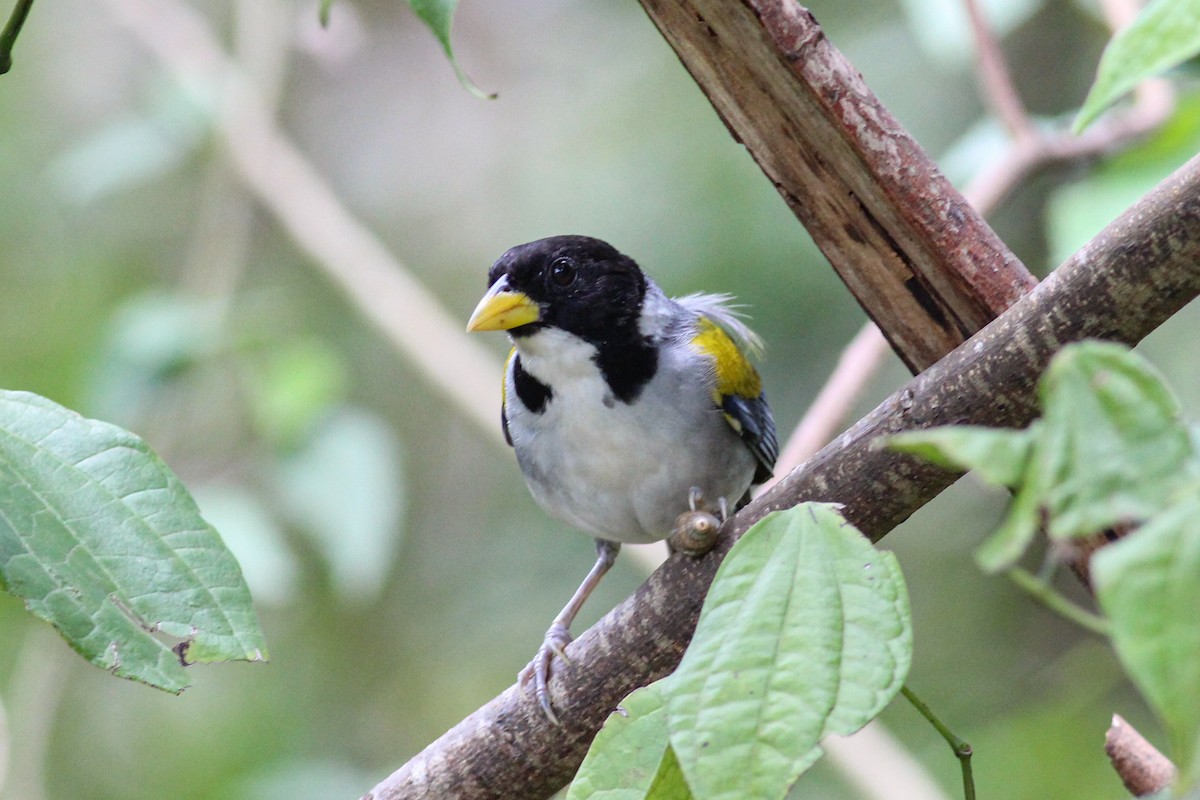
[[518, 621, 573, 725], [687, 486, 730, 521]]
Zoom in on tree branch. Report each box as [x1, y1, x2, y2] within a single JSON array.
[[1106, 714, 1177, 796], [367, 2, 1195, 796], [0, 0, 35, 74], [638, 0, 1037, 372], [962, 0, 1034, 142], [364, 153, 1200, 800]]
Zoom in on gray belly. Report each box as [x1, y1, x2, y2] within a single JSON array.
[[513, 401, 756, 543]]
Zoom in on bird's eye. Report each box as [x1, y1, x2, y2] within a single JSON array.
[[549, 258, 576, 287]]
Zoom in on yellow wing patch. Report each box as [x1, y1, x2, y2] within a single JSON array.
[[691, 317, 763, 402]]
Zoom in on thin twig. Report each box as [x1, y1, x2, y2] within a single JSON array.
[[962, 0, 1034, 142], [901, 686, 976, 800], [0, 0, 35, 73], [960, 0, 1173, 213]]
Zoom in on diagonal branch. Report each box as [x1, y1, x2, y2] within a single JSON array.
[[639, 0, 1037, 372], [367, 3, 1192, 797], [364, 153, 1200, 800]]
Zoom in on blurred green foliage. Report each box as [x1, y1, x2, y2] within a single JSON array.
[[0, 0, 1198, 798], [1075, 0, 1200, 131]]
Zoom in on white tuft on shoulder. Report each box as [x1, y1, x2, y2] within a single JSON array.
[[676, 292, 764, 357]]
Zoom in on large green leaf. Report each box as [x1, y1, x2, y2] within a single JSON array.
[[645, 746, 694, 800], [664, 504, 911, 800], [889, 342, 1199, 571], [0, 390, 267, 692], [568, 683, 676, 800], [1075, 0, 1200, 131], [1036, 342, 1197, 540], [1093, 496, 1200, 792]]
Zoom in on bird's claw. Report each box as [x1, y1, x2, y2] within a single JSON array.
[[518, 622, 573, 725], [687, 486, 730, 521]]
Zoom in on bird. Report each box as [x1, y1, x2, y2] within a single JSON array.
[[466, 235, 777, 722]]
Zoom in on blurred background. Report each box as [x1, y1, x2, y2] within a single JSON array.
[[1, 0, 1198, 798]]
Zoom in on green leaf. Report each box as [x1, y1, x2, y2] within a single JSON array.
[[1037, 342, 1196, 540], [568, 682, 673, 800], [646, 746, 694, 800], [0, 391, 268, 692], [406, 0, 494, 99], [899, 342, 1199, 572], [1075, 0, 1200, 131], [664, 504, 911, 800], [974, 477, 1042, 573], [1092, 496, 1200, 792], [886, 423, 1041, 572], [886, 425, 1032, 487], [319, 0, 334, 28]]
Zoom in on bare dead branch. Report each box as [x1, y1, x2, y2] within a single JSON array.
[[638, 0, 1037, 372]]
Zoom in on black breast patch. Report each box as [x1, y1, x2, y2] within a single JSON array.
[[512, 354, 553, 414], [594, 336, 658, 404]]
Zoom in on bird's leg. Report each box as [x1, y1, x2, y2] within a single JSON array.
[[519, 538, 620, 724]]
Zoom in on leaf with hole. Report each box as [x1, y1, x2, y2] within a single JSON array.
[[0, 390, 267, 692]]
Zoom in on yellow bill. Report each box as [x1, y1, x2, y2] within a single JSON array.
[[466, 275, 541, 332]]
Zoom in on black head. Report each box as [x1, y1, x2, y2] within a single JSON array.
[[486, 236, 648, 343]]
